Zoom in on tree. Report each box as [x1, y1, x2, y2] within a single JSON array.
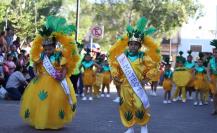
[[90, 0, 203, 49], [91, 0, 130, 50], [0, 0, 62, 43], [131, 0, 203, 37]]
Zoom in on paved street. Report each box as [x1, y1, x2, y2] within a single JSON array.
[[0, 86, 216, 133]]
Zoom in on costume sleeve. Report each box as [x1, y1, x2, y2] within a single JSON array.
[[143, 55, 159, 81]]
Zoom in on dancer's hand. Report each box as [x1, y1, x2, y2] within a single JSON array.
[[55, 71, 64, 81], [113, 76, 122, 84], [141, 79, 149, 86]]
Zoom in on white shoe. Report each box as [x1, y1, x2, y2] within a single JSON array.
[[124, 128, 134, 133], [194, 102, 198, 106], [101, 94, 105, 97], [167, 100, 172, 104], [106, 94, 110, 98], [153, 92, 157, 96], [141, 125, 148, 133], [182, 99, 186, 103], [178, 96, 182, 100], [82, 96, 87, 101], [210, 98, 213, 102], [172, 98, 177, 102], [113, 97, 120, 103], [149, 91, 153, 95], [199, 101, 203, 106], [204, 102, 208, 105], [81, 93, 85, 97], [163, 100, 167, 104], [89, 97, 93, 101]]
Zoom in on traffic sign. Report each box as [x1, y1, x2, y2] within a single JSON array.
[[91, 26, 103, 39]]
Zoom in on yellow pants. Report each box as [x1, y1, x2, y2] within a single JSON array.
[[173, 86, 186, 101], [202, 91, 209, 102], [93, 73, 103, 96]]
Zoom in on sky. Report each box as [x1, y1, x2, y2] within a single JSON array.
[[181, 0, 217, 39]]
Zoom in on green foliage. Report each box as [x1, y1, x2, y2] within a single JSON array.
[[38, 90, 48, 101], [0, 0, 203, 50], [131, 0, 203, 37], [0, 0, 62, 43]]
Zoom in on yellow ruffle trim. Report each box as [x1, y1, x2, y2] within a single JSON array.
[[108, 35, 161, 77], [30, 32, 80, 76]]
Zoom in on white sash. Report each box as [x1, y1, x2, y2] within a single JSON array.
[[117, 53, 150, 109], [43, 55, 74, 107]]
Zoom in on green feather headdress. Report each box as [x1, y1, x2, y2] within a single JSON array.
[[179, 51, 184, 56], [187, 50, 192, 57], [198, 52, 204, 60], [210, 39, 217, 49], [164, 57, 170, 65], [126, 17, 156, 43], [39, 16, 76, 45]]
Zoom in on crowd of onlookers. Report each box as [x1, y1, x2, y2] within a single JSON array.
[[0, 28, 32, 100]]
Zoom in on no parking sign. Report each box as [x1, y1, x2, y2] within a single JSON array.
[[91, 26, 104, 39]]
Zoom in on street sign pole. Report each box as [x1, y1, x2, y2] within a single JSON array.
[[75, 0, 80, 42]]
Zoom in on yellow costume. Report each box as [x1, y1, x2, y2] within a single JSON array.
[[102, 65, 111, 85], [172, 67, 191, 101], [81, 61, 96, 86], [162, 70, 173, 91], [20, 16, 79, 129], [93, 73, 103, 96], [109, 36, 160, 128], [194, 73, 208, 91]]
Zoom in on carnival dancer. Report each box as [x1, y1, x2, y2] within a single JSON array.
[[109, 17, 161, 133], [193, 52, 208, 106], [80, 50, 101, 101], [101, 59, 112, 97], [172, 55, 191, 103], [184, 50, 196, 100], [93, 52, 104, 98], [20, 16, 79, 129], [207, 39, 217, 115], [162, 57, 173, 104]]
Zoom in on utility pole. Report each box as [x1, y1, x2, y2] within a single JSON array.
[[75, 0, 80, 42]]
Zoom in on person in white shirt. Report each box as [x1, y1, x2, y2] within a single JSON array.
[[5, 66, 28, 100]]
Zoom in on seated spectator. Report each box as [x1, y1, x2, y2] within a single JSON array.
[[0, 47, 4, 75], [9, 44, 18, 60], [13, 37, 20, 49], [3, 53, 16, 85], [5, 66, 28, 100]]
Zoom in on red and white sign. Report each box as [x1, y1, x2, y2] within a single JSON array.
[[91, 26, 103, 39]]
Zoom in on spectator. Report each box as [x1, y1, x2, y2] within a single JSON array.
[[0, 47, 4, 75], [5, 65, 28, 100], [13, 37, 21, 49], [5, 27, 14, 46], [0, 31, 8, 53], [3, 53, 16, 84], [9, 44, 18, 60]]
